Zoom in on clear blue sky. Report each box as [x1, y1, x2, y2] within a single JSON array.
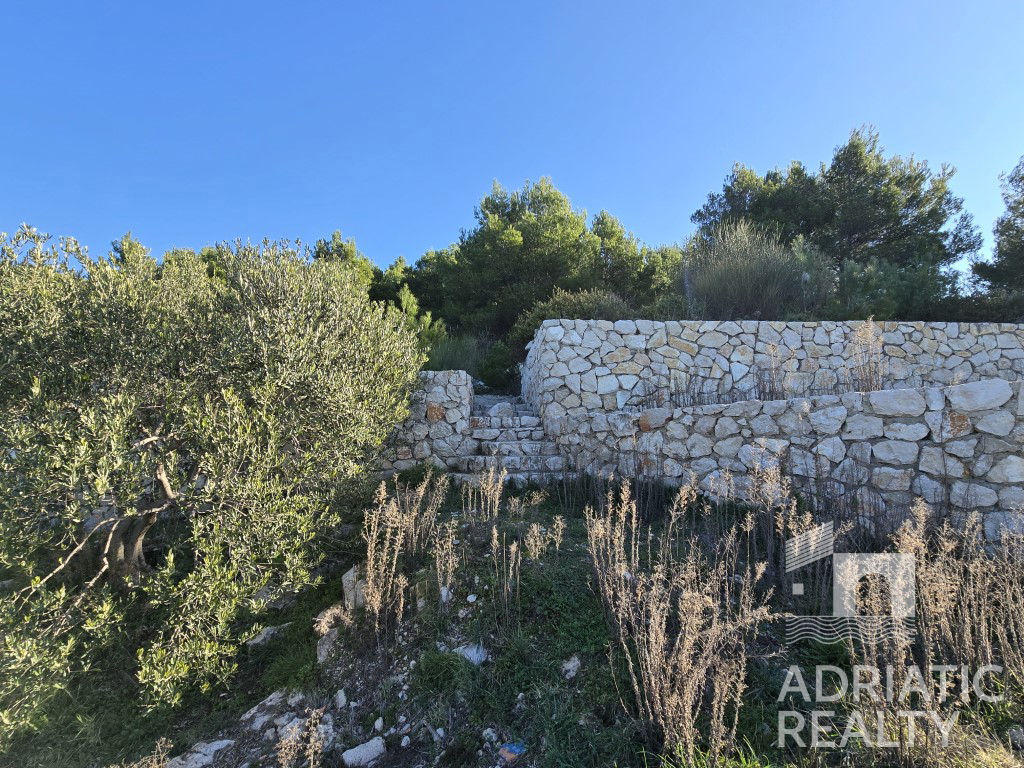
[[3, 1, 1021, 269]]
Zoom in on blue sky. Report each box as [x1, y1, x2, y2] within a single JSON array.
[[3, 1, 1021, 269]]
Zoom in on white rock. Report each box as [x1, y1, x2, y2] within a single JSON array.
[[561, 655, 581, 680], [167, 740, 235, 768], [883, 422, 929, 441], [974, 410, 1015, 436], [872, 440, 919, 465], [872, 467, 913, 491], [342, 736, 386, 767], [454, 643, 489, 665], [467, 594, 477, 603], [988, 456, 1024, 484], [335, 689, 347, 709], [316, 627, 339, 665], [843, 414, 884, 440], [950, 481, 999, 508], [945, 379, 1013, 412], [869, 389, 926, 417], [401, 735, 411, 748], [809, 406, 847, 435], [374, 717, 384, 732]]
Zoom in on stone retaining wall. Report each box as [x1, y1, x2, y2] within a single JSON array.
[[523, 320, 1024, 428], [552, 378, 1024, 530], [379, 370, 477, 476]]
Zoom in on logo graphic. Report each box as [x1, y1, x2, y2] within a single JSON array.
[[785, 522, 916, 643]]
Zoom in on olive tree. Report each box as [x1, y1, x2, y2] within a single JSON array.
[[0, 227, 422, 741]]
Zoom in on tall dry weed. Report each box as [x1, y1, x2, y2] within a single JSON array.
[[586, 482, 772, 763]]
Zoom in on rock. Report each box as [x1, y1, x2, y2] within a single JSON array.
[[872, 440, 919, 465], [374, 717, 384, 732], [343, 566, 366, 610], [401, 735, 411, 748], [988, 456, 1024, 484], [945, 379, 1013, 412], [483, 727, 499, 743], [246, 623, 291, 647], [843, 414, 884, 440], [868, 389, 927, 417], [167, 740, 235, 768], [1008, 725, 1024, 750], [950, 481, 999, 508], [809, 406, 847, 435], [561, 655, 581, 680], [467, 594, 477, 603], [638, 408, 672, 431], [883, 422, 929, 441], [974, 410, 1015, 436], [872, 467, 914, 491], [316, 627, 339, 665], [242, 690, 285, 721], [454, 643, 489, 665], [488, 402, 516, 418], [287, 691, 305, 708], [335, 689, 347, 709], [342, 736, 386, 767]]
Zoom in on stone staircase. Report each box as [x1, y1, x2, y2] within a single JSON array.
[[452, 395, 567, 485]]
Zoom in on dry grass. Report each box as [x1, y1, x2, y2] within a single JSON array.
[[432, 519, 459, 609], [849, 315, 886, 392], [524, 523, 547, 561], [586, 481, 773, 764], [461, 466, 507, 521], [275, 707, 326, 768], [491, 525, 521, 630], [550, 515, 566, 553]]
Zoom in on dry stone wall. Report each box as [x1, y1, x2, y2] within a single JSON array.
[[552, 377, 1024, 530], [379, 370, 477, 476], [523, 319, 1024, 429]]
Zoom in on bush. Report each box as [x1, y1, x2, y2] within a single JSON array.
[[683, 220, 833, 320], [423, 332, 489, 376], [507, 287, 635, 353], [478, 339, 518, 391], [0, 228, 423, 741]]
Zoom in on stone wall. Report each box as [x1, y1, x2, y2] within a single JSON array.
[[523, 320, 1024, 430], [379, 370, 477, 476], [552, 378, 1024, 530]]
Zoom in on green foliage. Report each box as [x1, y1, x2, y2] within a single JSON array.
[[692, 127, 982, 315], [0, 226, 422, 744], [507, 287, 635, 352], [423, 333, 490, 377], [683, 220, 833, 320], [973, 155, 1024, 294], [478, 339, 518, 391], [411, 180, 683, 337]]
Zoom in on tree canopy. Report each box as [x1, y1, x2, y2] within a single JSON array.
[[973, 156, 1024, 293], [0, 227, 422, 740]]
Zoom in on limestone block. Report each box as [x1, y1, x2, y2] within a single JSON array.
[[883, 422, 929, 441], [988, 456, 1024, 484], [950, 481, 998, 508], [814, 436, 847, 463], [714, 417, 740, 438], [872, 440, 919, 465], [945, 379, 1012, 412], [918, 447, 966, 478], [868, 389, 927, 417], [974, 409, 1015, 436], [872, 467, 914, 491], [843, 414, 884, 440], [809, 406, 847, 435]]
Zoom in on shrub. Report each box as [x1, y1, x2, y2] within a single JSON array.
[[478, 339, 518, 390], [506, 287, 635, 353], [683, 220, 833, 320], [423, 332, 489, 376], [0, 228, 422, 739]]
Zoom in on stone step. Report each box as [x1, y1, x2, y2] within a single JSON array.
[[470, 427, 546, 441], [456, 454, 567, 473], [469, 415, 541, 429], [480, 440, 560, 457]]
